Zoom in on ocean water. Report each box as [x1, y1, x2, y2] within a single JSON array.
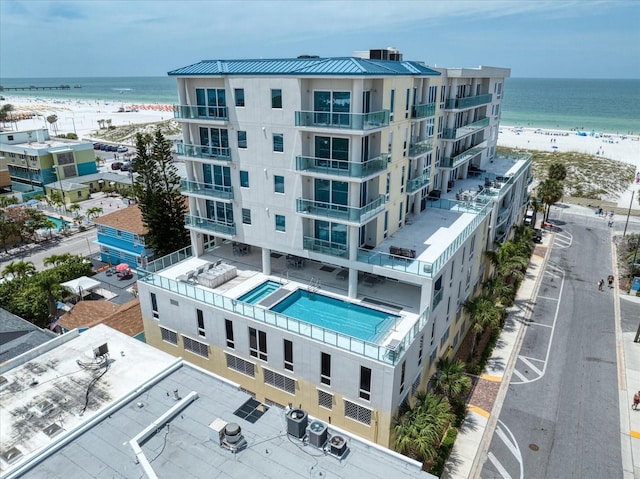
[[1, 76, 638, 134], [501, 78, 640, 134]]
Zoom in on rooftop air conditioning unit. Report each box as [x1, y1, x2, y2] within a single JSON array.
[[329, 434, 348, 457], [307, 420, 328, 448], [222, 422, 247, 452], [286, 409, 308, 439], [208, 418, 227, 445]]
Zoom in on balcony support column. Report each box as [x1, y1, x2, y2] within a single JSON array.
[[262, 248, 272, 276], [347, 225, 359, 299], [191, 229, 205, 257]]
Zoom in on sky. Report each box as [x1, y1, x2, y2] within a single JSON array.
[[1, 0, 639, 79]]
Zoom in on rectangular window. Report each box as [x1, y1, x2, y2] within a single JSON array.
[[318, 389, 333, 410], [150, 293, 159, 319], [226, 353, 255, 377], [344, 400, 372, 425], [242, 208, 251, 225], [418, 334, 424, 365], [225, 319, 235, 348], [399, 360, 406, 394], [271, 89, 282, 109], [197, 309, 205, 337], [237, 130, 247, 148], [405, 88, 410, 118], [235, 88, 245, 107], [389, 89, 395, 121], [249, 327, 267, 361], [273, 133, 284, 152], [284, 339, 293, 371], [160, 327, 177, 345], [264, 368, 296, 394], [320, 352, 331, 385], [182, 335, 208, 358], [240, 170, 249, 188], [274, 175, 284, 193], [359, 366, 372, 400], [275, 214, 285, 232]]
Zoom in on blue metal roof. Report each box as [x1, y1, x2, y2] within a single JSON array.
[[168, 57, 440, 77]]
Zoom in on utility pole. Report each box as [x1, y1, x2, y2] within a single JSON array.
[[623, 190, 635, 237]]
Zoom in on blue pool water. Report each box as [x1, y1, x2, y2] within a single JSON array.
[[238, 280, 282, 304], [46, 216, 70, 230], [270, 290, 398, 343]]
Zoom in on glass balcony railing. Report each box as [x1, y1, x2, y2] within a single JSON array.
[[295, 154, 387, 178], [432, 288, 444, 309], [176, 143, 231, 162], [441, 143, 487, 169], [441, 117, 490, 140], [138, 245, 429, 365], [296, 195, 386, 224], [406, 172, 431, 194], [409, 138, 433, 157], [181, 180, 234, 200], [302, 236, 349, 257], [184, 214, 236, 236], [445, 93, 492, 110], [496, 204, 512, 226], [357, 200, 492, 278], [411, 102, 436, 119], [173, 104, 229, 121], [295, 110, 390, 130]]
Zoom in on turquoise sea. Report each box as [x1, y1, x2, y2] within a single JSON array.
[[1, 76, 639, 134]]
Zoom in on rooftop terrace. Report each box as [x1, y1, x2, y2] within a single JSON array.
[[1, 325, 433, 479]]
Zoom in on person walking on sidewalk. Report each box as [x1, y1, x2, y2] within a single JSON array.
[[608, 275, 614, 288], [598, 279, 604, 291], [633, 391, 640, 410]]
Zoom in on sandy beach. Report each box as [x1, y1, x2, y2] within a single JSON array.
[[498, 125, 640, 168], [1, 95, 170, 142]]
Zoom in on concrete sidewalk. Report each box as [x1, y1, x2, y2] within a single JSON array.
[[442, 228, 552, 479]]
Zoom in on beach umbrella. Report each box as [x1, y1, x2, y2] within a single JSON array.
[[115, 263, 130, 273], [552, 145, 558, 149]]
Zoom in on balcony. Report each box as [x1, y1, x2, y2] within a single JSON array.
[[441, 117, 490, 140], [445, 94, 493, 110], [181, 180, 234, 200], [302, 236, 349, 257], [173, 104, 228, 122], [295, 154, 387, 179], [411, 102, 436, 119], [296, 195, 386, 224], [441, 143, 487, 169], [406, 172, 431, 194], [409, 138, 433, 157], [184, 214, 236, 237], [496, 204, 512, 227], [432, 289, 444, 309], [176, 143, 231, 162], [295, 110, 390, 131]]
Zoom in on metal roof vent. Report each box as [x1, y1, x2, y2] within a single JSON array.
[[286, 408, 308, 439], [0, 446, 23, 465], [307, 421, 327, 449], [36, 400, 54, 416], [329, 435, 348, 458], [42, 423, 63, 438], [221, 422, 247, 453]]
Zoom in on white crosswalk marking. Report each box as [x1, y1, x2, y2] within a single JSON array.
[[488, 452, 513, 479], [520, 356, 542, 376]]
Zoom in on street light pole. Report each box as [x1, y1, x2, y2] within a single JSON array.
[[623, 190, 635, 237]]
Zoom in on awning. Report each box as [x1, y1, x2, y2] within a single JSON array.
[[60, 276, 101, 297]]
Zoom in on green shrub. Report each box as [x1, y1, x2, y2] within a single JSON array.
[[429, 427, 458, 476]]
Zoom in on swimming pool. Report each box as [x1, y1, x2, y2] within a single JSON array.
[[270, 290, 398, 343], [46, 216, 70, 230], [238, 280, 282, 304]]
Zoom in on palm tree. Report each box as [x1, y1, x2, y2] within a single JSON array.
[[42, 218, 57, 239], [547, 162, 567, 181], [67, 203, 81, 217], [86, 206, 103, 220], [432, 358, 471, 402], [46, 114, 59, 134], [2, 260, 36, 280], [483, 276, 514, 306], [463, 295, 504, 359], [537, 178, 564, 221], [0, 104, 14, 127], [35, 270, 63, 324], [43, 253, 75, 267]]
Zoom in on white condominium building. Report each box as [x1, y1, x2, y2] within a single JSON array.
[[136, 49, 531, 447]]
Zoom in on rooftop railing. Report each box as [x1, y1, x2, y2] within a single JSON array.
[[138, 245, 429, 365], [295, 153, 387, 178], [173, 104, 228, 121], [176, 143, 231, 162], [445, 93, 493, 110], [357, 199, 492, 278], [184, 214, 236, 237], [181, 180, 234, 200], [296, 195, 386, 224], [295, 110, 390, 130]]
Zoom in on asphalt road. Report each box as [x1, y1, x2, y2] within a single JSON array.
[[480, 207, 631, 479]]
